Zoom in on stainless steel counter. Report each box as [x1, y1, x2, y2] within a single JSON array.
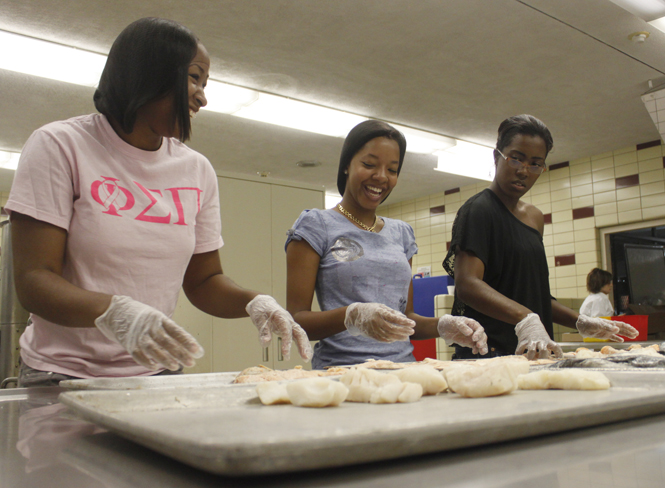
[[2, 386, 665, 487]]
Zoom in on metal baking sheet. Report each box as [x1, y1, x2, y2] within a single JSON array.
[[59, 372, 239, 390], [59, 371, 665, 476]]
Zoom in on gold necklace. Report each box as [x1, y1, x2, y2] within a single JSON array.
[[337, 204, 377, 232]]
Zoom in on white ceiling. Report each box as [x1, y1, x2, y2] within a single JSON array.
[[0, 0, 664, 204]]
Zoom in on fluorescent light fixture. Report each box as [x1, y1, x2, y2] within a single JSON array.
[[203, 80, 259, 114], [0, 30, 106, 86], [649, 15, 665, 33], [607, 0, 665, 20], [233, 93, 367, 138], [434, 141, 495, 181], [391, 125, 456, 154], [325, 193, 342, 209], [0, 150, 21, 170], [1, 30, 483, 178], [227, 91, 459, 154]]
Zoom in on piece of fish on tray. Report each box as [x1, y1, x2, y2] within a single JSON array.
[[549, 354, 665, 370]]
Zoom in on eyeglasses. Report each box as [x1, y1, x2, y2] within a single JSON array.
[[496, 149, 547, 174]]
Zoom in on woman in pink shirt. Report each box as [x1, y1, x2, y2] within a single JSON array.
[[7, 18, 311, 386]]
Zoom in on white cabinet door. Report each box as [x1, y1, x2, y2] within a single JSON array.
[[212, 177, 272, 372], [177, 176, 324, 374], [269, 184, 323, 370], [173, 290, 213, 374]]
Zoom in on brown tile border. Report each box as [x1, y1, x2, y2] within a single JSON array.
[[555, 254, 576, 267], [636, 140, 662, 151], [615, 174, 639, 189], [572, 206, 594, 220], [548, 161, 569, 171], [444, 187, 460, 195], [543, 213, 552, 224], [430, 205, 446, 215], [662, 156, 665, 168]]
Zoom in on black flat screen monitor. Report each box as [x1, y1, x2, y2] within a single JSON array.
[[624, 244, 665, 306]]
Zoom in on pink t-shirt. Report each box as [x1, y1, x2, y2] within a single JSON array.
[[6, 113, 224, 378]]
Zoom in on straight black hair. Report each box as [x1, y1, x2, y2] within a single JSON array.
[[494, 114, 554, 163], [337, 120, 407, 200], [94, 17, 199, 141]]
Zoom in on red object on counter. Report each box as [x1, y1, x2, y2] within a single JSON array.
[[411, 339, 437, 361], [613, 315, 648, 341]]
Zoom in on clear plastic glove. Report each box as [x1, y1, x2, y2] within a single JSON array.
[[246, 295, 313, 361], [576, 314, 638, 342], [344, 303, 416, 342], [437, 315, 488, 355], [515, 313, 563, 360], [94, 295, 204, 371]]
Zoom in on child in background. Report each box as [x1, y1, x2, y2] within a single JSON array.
[[580, 268, 614, 317]]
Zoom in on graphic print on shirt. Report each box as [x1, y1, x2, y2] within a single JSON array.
[[398, 296, 407, 313], [331, 238, 364, 262], [91, 176, 202, 225]]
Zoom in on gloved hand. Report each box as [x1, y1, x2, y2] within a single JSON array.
[[246, 295, 313, 361], [344, 303, 416, 342], [437, 315, 488, 355], [95, 295, 204, 371], [576, 314, 638, 342], [515, 313, 563, 360]]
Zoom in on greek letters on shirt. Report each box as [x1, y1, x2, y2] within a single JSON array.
[[90, 176, 202, 225]]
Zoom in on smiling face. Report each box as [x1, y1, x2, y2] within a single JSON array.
[[187, 43, 209, 120], [132, 43, 210, 148], [490, 133, 547, 202], [342, 137, 400, 212]]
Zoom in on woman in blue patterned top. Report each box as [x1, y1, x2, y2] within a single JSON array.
[[286, 120, 488, 369]]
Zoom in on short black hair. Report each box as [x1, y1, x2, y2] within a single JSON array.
[[494, 114, 554, 163], [337, 120, 407, 199], [587, 268, 613, 294], [94, 17, 199, 141]]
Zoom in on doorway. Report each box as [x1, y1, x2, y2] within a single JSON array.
[[600, 219, 665, 314]]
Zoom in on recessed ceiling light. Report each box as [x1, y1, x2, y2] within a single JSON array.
[[257, 171, 271, 178], [296, 160, 322, 168]]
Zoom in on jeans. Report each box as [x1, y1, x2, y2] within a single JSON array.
[[18, 361, 183, 388]]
